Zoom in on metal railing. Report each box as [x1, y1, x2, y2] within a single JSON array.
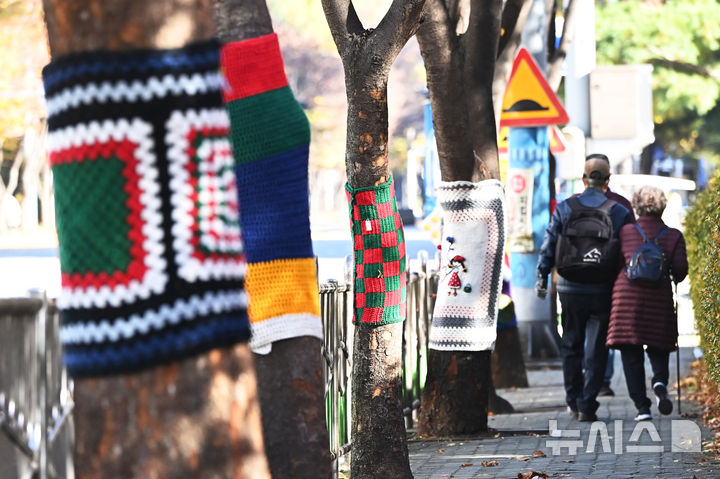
[[320, 254, 438, 477], [0, 293, 74, 479], [0, 254, 438, 479]]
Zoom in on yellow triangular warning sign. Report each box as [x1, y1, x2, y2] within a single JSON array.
[[500, 48, 569, 127]]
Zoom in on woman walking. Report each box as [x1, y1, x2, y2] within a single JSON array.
[[607, 185, 688, 421]]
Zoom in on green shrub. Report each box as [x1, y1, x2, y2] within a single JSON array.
[[686, 169, 720, 385]]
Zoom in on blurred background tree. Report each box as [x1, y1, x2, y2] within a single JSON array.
[[0, 0, 48, 140], [596, 0, 720, 165]]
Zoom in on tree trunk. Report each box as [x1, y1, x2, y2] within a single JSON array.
[[42, 2, 270, 477], [416, 0, 504, 437], [321, 1, 425, 477], [212, 3, 332, 478], [491, 327, 529, 388], [253, 338, 331, 479], [351, 323, 411, 477], [417, 350, 491, 435], [73, 346, 269, 478]]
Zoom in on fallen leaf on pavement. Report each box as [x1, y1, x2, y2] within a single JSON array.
[[532, 450, 547, 458], [481, 461, 499, 467], [516, 456, 530, 461], [518, 472, 549, 479], [437, 449, 445, 453], [460, 462, 473, 467]]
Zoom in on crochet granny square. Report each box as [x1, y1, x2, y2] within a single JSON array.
[[44, 40, 249, 377]]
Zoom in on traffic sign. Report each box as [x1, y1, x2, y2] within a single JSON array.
[[497, 125, 567, 154], [549, 125, 567, 153], [500, 48, 569, 127]]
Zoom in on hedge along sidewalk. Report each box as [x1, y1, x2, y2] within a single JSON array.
[[685, 169, 720, 387]]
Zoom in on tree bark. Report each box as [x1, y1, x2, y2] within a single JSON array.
[[72, 346, 269, 478], [417, 350, 491, 435], [42, 0, 216, 53], [212, 3, 332, 478], [42, 2, 270, 477], [252, 338, 331, 479], [491, 327, 529, 388], [416, 0, 504, 437], [321, 1, 425, 477]]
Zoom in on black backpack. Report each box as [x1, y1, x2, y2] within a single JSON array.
[[555, 197, 619, 283], [625, 224, 669, 286]]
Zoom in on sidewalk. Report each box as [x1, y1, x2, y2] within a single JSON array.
[[409, 347, 720, 478]]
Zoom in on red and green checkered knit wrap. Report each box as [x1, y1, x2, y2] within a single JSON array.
[[345, 176, 407, 325]]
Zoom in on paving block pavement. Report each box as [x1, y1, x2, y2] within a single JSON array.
[[409, 347, 720, 478]]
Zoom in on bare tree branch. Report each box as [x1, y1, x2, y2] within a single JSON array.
[[547, 0, 577, 91], [492, 0, 532, 122], [373, 0, 427, 70], [321, 0, 364, 55], [497, 0, 530, 58], [646, 46, 719, 80]]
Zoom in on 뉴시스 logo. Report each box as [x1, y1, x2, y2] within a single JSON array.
[[545, 419, 701, 455]]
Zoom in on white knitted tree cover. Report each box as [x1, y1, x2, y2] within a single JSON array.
[[428, 179, 506, 351]]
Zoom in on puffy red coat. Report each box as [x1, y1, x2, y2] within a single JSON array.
[[607, 215, 688, 351]]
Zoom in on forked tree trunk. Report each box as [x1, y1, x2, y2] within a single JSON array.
[[42, 2, 270, 477], [213, 2, 332, 478], [416, 0, 504, 436], [321, 1, 425, 477]]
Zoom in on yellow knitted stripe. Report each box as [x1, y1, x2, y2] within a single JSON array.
[[246, 257, 320, 323]]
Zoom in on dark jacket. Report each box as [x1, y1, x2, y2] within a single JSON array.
[[606, 215, 688, 351], [606, 188, 636, 222], [538, 187, 633, 294]]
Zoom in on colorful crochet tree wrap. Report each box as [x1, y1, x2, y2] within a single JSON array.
[[43, 41, 249, 377], [429, 180, 506, 351], [221, 33, 321, 353], [345, 177, 407, 325]]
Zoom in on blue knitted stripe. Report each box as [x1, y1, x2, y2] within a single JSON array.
[[62, 314, 250, 377], [235, 145, 314, 264], [43, 42, 220, 91]]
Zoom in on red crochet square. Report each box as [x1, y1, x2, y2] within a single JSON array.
[[360, 307, 383, 324], [376, 200, 393, 219], [364, 277, 385, 294], [355, 190, 377, 206], [363, 248, 383, 264], [380, 231, 398, 249], [383, 260, 400, 278]]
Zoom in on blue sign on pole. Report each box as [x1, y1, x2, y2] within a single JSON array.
[[508, 126, 550, 287], [423, 101, 441, 217]]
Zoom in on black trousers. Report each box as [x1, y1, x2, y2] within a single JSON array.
[[619, 345, 670, 412], [558, 292, 610, 415]]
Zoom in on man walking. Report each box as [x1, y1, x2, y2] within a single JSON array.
[[536, 155, 633, 421], [583, 154, 636, 397]]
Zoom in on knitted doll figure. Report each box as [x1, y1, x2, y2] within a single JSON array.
[[221, 33, 322, 353], [44, 41, 249, 377], [345, 176, 407, 325], [428, 180, 506, 351]]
